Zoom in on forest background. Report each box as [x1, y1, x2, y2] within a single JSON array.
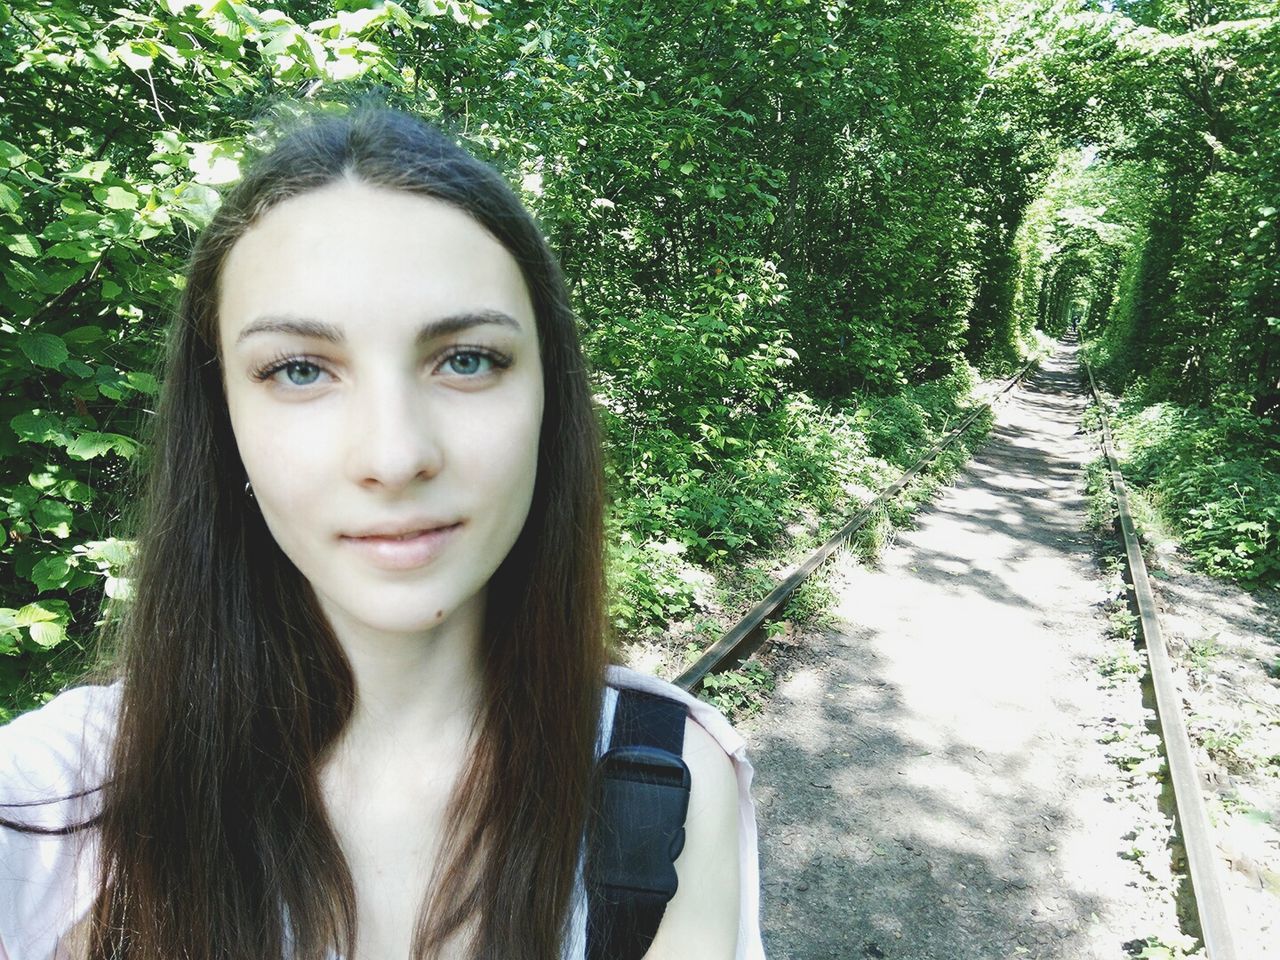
[[1, 0, 1277, 718]]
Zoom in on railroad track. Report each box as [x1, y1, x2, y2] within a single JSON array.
[[672, 357, 1035, 692], [1083, 361, 1238, 960], [670, 344, 1239, 959]]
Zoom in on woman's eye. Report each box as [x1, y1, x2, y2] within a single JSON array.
[[443, 350, 496, 377], [278, 361, 322, 386], [252, 349, 507, 387], [254, 358, 326, 387]]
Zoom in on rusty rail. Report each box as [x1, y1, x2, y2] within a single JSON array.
[[672, 357, 1035, 691], [1083, 361, 1237, 960]]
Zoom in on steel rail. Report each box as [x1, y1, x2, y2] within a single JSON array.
[[672, 357, 1036, 692], [1084, 362, 1238, 960]]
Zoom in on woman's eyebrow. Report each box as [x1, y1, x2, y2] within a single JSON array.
[[234, 309, 522, 347]]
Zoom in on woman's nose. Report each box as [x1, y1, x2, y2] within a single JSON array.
[[345, 379, 444, 490]]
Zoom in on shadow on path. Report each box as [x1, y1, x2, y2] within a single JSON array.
[[742, 343, 1178, 959]]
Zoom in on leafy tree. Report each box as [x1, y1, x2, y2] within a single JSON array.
[[18, 0, 1231, 709]]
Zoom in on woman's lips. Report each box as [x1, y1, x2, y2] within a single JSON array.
[[339, 522, 463, 570]]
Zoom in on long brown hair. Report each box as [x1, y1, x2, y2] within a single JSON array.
[[31, 103, 608, 959]]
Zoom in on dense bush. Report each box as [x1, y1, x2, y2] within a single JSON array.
[[7, 0, 1273, 719], [1, 0, 1044, 715], [1003, 0, 1279, 586], [1110, 396, 1280, 586], [604, 367, 987, 640]]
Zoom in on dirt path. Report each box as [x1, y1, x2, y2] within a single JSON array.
[[739, 342, 1190, 959]]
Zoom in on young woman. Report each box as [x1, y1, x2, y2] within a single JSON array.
[[0, 107, 762, 960]]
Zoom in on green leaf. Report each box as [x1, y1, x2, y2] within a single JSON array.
[[10, 410, 71, 446], [62, 359, 94, 378], [62, 160, 111, 182], [189, 142, 242, 186], [27, 470, 59, 491], [99, 185, 140, 210], [18, 332, 70, 368], [63, 326, 106, 344], [15, 602, 62, 626], [0, 141, 31, 167], [31, 554, 76, 591], [27, 621, 66, 648], [117, 41, 155, 71], [33, 499, 74, 537], [105, 576, 133, 601], [76, 538, 134, 568], [45, 240, 95, 262], [124, 371, 158, 394], [84, 40, 114, 70], [58, 480, 94, 504], [65, 431, 138, 460], [4, 234, 41, 257], [171, 182, 221, 227], [2, 484, 40, 517]]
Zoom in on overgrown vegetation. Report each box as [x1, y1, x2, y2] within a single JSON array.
[[0, 0, 1051, 716], [699, 660, 776, 721], [1106, 396, 1280, 586], [2, 0, 1276, 715], [1005, 1, 1280, 586]]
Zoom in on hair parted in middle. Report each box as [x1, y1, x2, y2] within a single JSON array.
[[87, 100, 610, 960]]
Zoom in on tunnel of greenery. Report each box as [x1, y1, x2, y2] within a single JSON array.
[[1, 0, 1276, 715], [1005, 1, 1279, 586]]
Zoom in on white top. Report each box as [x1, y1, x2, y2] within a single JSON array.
[[0, 666, 763, 960]]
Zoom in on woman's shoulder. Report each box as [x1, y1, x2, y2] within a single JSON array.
[[602, 665, 753, 825], [0, 684, 118, 960], [603, 666, 764, 959], [0, 682, 121, 817], [604, 664, 749, 767]]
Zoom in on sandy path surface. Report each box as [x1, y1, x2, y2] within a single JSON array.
[[740, 342, 1186, 959]]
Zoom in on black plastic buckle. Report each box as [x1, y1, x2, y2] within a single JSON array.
[[594, 744, 692, 899]]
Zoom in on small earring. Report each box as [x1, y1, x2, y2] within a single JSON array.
[[244, 480, 255, 500]]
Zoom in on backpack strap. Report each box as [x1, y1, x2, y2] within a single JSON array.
[[586, 688, 691, 960]]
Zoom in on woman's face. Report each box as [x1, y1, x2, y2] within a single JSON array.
[[218, 179, 544, 638]]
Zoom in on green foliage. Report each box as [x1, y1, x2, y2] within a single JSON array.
[[1131, 935, 1199, 960], [1057, 3, 1278, 409], [996, 2, 1280, 588], [605, 524, 698, 640], [779, 568, 837, 630], [1110, 396, 1280, 586], [604, 363, 991, 640], [1098, 648, 1142, 680], [1191, 713, 1254, 774], [1009, 149, 1157, 341], [1185, 633, 1222, 673], [697, 660, 775, 721], [0, 0, 1067, 714]]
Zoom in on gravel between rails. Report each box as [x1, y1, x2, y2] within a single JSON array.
[[739, 342, 1192, 960]]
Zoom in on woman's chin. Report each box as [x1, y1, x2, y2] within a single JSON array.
[[311, 585, 487, 642]]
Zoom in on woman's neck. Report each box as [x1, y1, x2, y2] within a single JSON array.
[[319, 590, 487, 765]]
